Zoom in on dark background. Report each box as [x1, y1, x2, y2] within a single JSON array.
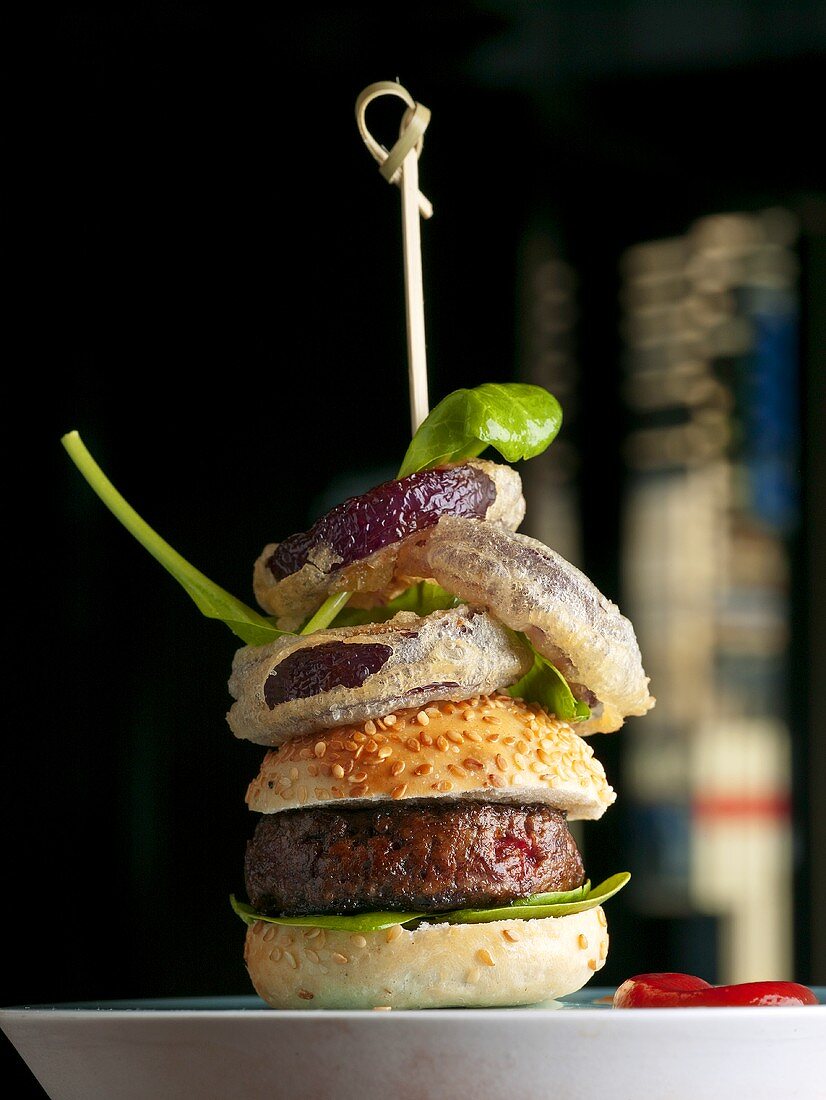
[[4, 2, 826, 1093]]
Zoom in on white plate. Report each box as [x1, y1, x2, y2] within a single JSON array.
[[2, 990, 825, 1100]]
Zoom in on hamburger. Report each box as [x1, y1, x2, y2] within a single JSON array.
[[228, 449, 654, 1010]]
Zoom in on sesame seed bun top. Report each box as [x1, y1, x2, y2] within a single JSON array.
[[245, 694, 616, 821]]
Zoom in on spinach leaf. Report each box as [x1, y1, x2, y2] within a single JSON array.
[[62, 431, 290, 647], [397, 383, 562, 477], [230, 895, 424, 932], [439, 874, 630, 925], [330, 582, 461, 628], [230, 875, 629, 933], [507, 643, 591, 723]]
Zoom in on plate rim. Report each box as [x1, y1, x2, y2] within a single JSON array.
[[2, 987, 825, 1020]]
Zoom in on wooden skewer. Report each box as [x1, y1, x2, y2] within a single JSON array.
[[355, 80, 432, 434]]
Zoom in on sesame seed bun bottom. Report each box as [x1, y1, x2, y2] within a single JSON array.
[[243, 907, 609, 1010]]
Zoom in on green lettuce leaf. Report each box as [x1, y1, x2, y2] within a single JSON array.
[[61, 431, 290, 647], [397, 383, 562, 477], [507, 644, 591, 722], [230, 874, 629, 933]]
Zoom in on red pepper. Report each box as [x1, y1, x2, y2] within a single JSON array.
[[613, 972, 819, 1008]]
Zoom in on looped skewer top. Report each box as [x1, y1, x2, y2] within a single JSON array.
[[355, 81, 433, 219], [355, 79, 433, 434]]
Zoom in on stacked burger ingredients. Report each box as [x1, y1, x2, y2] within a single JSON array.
[[61, 382, 654, 1011], [228, 393, 654, 1009]]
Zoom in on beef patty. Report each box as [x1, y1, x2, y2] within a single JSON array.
[[244, 800, 585, 915]]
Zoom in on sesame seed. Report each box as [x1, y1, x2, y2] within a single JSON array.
[[416, 711, 430, 726], [391, 783, 408, 800], [486, 732, 500, 743], [426, 707, 440, 718], [390, 760, 405, 777], [448, 764, 467, 779], [587, 959, 598, 971], [345, 740, 358, 752], [299, 786, 308, 805], [465, 730, 482, 743], [495, 754, 508, 772], [466, 968, 481, 984], [364, 720, 377, 736], [306, 763, 319, 778], [578, 934, 589, 950], [406, 738, 421, 753], [306, 927, 322, 940], [350, 782, 369, 797], [386, 925, 403, 943], [353, 732, 367, 744], [476, 948, 495, 967], [332, 786, 344, 797], [383, 714, 397, 726], [314, 788, 327, 799], [599, 942, 607, 960], [351, 935, 368, 948], [530, 762, 546, 775], [284, 951, 298, 969], [344, 760, 355, 776], [482, 715, 500, 724], [444, 730, 461, 745], [269, 947, 283, 962], [331, 953, 349, 965], [263, 926, 276, 942], [517, 740, 529, 755], [353, 745, 364, 760], [297, 989, 314, 1000], [373, 1005, 392, 1011], [305, 949, 320, 964], [349, 771, 368, 783], [502, 735, 517, 746], [414, 763, 433, 777], [278, 776, 292, 790], [514, 753, 528, 769], [378, 746, 393, 759], [436, 735, 449, 752], [332, 764, 345, 779], [298, 747, 312, 760], [489, 774, 505, 788], [437, 780, 453, 793], [502, 929, 520, 942], [463, 757, 484, 770], [364, 739, 378, 753], [539, 738, 554, 754], [597, 910, 608, 928], [419, 732, 433, 746]]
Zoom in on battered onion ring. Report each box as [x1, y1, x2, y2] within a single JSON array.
[[227, 606, 532, 746], [253, 460, 525, 631], [397, 517, 655, 734]]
